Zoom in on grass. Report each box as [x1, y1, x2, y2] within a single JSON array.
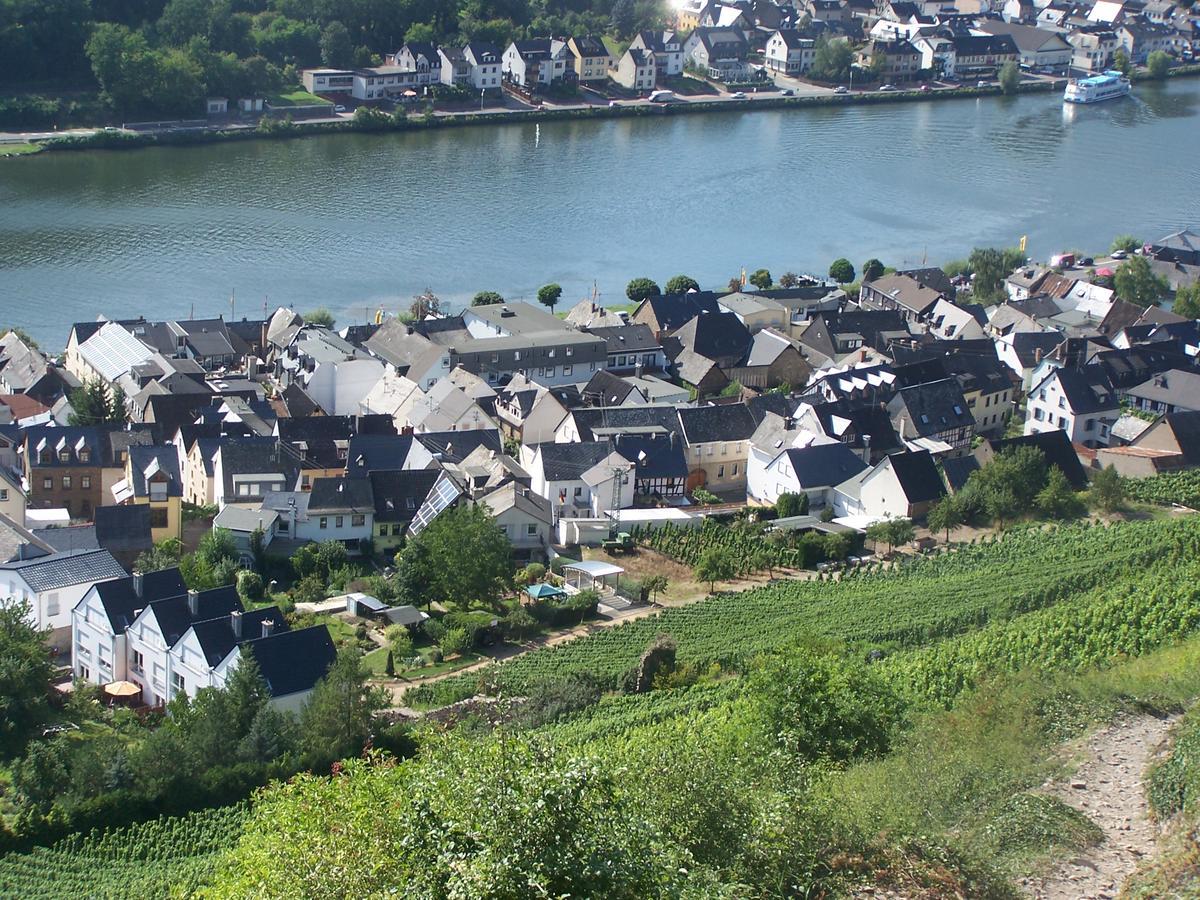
[[0, 142, 42, 157], [270, 89, 331, 107], [365, 643, 482, 679]]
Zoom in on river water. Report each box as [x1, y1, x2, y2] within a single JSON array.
[[1, 80, 1198, 347]]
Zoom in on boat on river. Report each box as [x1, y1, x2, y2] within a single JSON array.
[[1064, 71, 1132, 104]]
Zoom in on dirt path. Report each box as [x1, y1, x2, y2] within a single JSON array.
[[1023, 713, 1178, 900]]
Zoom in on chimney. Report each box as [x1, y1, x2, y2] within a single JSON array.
[[132, 570, 144, 598], [861, 433, 872, 465], [261, 619, 275, 638], [1035, 347, 1043, 363], [187, 589, 199, 617], [230, 609, 243, 639]]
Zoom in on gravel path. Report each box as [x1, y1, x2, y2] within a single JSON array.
[[1023, 713, 1178, 900]]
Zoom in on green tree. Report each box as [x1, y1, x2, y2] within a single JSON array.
[[964, 445, 1048, 525], [1114, 255, 1169, 307], [319, 21, 353, 68], [303, 307, 335, 327], [1146, 50, 1172, 79], [778, 272, 800, 288], [86, 24, 158, 113], [719, 380, 743, 398], [1111, 234, 1142, 254], [665, 275, 700, 294], [0, 600, 57, 759], [828, 258, 855, 284], [1037, 466, 1082, 519], [861, 258, 885, 282], [299, 647, 387, 766], [1172, 282, 1200, 320], [643, 574, 668, 604], [1090, 464, 1125, 512], [866, 517, 912, 554], [385, 624, 413, 659], [968, 246, 1026, 303], [1113, 48, 1131, 76], [626, 278, 661, 303], [352, 105, 391, 130], [775, 492, 809, 518], [397, 505, 512, 611], [67, 378, 127, 426], [440, 627, 470, 657], [472, 291, 504, 306], [237, 570, 264, 602], [537, 283, 563, 313], [749, 268, 772, 290], [611, 0, 636, 37], [925, 495, 964, 543], [694, 547, 736, 592], [692, 488, 720, 506], [809, 35, 852, 82], [998, 60, 1020, 95], [404, 22, 437, 45], [135, 537, 182, 573]]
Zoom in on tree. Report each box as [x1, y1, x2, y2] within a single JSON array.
[[861, 258, 885, 282], [611, 0, 636, 37], [2, 327, 39, 351], [1173, 282, 1200, 320], [1114, 255, 1169, 308], [828, 258, 855, 284], [1111, 234, 1141, 254], [998, 60, 1020, 95], [537, 283, 563, 313], [865, 517, 912, 554], [353, 105, 390, 130], [472, 291, 504, 306], [626, 278, 661, 303], [643, 575, 668, 605], [1090, 464, 1125, 513], [0, 599, 57, 759], [385, 625, 413, 659], [1037, 466, 1082, 519], [925, 495, 964, 543], [665, 275, 700, 294], [1147, 50, 1172, 79], [67, 378, 126, 426], [300, 647, 387, 766], [694, 547, 736, 593], [396, 505, 512, 611], [749, 269, 772, 290], [776, 492, 809, 518], [135, 538, 182, 574], [968, 246, 1026, 303], [778, 272, 800, 288], [440, 627, 470, 657], [719, 380, 743, 398], [303, 308, 335, 327], [692, 488, 720, 506], [410, 289, 442, 320], [237, 570, 264, 602], [404, 22, 436, 45], [319, 21, 353, 68], [964, 445, 1048, 526], [249, 526, 267, 573], [1113, 48, 1131, 76], [727, 276, 743, 293], [809, 35, 852, 82]]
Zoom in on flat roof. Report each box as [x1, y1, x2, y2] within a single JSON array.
[[563, 560, 624, 577]]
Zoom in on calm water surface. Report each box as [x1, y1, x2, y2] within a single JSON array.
[[1, 80, 1198, 346]]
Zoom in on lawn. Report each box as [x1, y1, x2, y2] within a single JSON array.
[[270, 89, 331, 107], [0, 142, 41, 157]]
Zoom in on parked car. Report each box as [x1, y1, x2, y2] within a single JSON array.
[[919, 83, 931, 92], [1111, 249, 1128, 259], [780, 88, 794, 96], [334, 104, 347, 113], [878, 84, 898, 92], [834, 85, 849, 94], [730, 91, 747, 99], [648, 90, 675, 103], [1080, 257, 1095, 266], [976, 80, 988, 88]]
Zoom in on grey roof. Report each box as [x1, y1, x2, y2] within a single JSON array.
[[191, 606, 288, 667], [369, 469, 441, 522], [568, 405, 681, 442], [244, 624, 337, 698], [414, 429, 502, 464], [677, 403, 758, 444], [0, 548, 125, 593], [941, 454, 980, 492], [890, 378, 974, 436], [1048, 366, 1119, 415], [535, 441, 614, 481], [884, 450, 946, 505], [90, 568, 189, 634], [128, 445, 183, 498], [671, 312, 751, 362], [32, 525, 100, 554], [308, 476, 374, 514], [147, 585, 242, 647], [587, 324, 661, 354], [613, 434, 688, 481], [980, 429, 1089, 489], [784, 442, 868, 489], [582, 370, 641, 406], [346, 434, 421, 475]]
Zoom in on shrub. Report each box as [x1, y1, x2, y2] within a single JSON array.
[[236, 571, 264, 603], [440, 628, 470, 657], [502, 607, 539, 641]]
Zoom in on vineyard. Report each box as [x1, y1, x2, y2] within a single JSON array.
[[632, 520, 849, 572], [411, 517, 1200, 707], [0, 805, 248, 899], [1124, 470, 1200, 509]]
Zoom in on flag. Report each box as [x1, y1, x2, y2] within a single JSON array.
[[1019, 235, 1027, 253]]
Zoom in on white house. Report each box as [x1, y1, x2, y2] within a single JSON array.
[[477, 482, 553, 560], [525, 442, 632, 522], [169, 606, 286, 699], [394, 42, 442, 85], [748, 441, 868, 509], [764, 30, 817, 74], [1, 548, 125, 649], [1025, 365, 1119, 447], [503, 39, 572, 88], [306, 358, 385, 417], [833, 450, 946, 520], [463, 42, 503, 90], [927, 298, 986, 341], [610, 48, 657, 91], [71, 568, 189, 685], [210, 623, 337, 715]]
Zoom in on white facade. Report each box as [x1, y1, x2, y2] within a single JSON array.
[[1025, 369, 1117, 447], [306, 358, 385, 416], [464, 46, 503, 89], [1, 569, 113, 648], [296, 508, 373, 546], [71, 589, 125, 684]]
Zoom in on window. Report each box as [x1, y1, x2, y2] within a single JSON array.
[[0, 489, 6, 501], [1033, 407, 1044, 421], [563, 365, 572, 376], [1085, 418, 1095, 432], [732, 463, 739, 476], [42, 477, 52, 490], [718, 465, 725, 477], [352, 514, 365, 526], [334, 515, 344, 528], [150, 508, 167, 529], [171, 672, 185, 695], [319, 517, 328, 529], [573, 486, 583, 498], [59, 451, 70, 462], [406, 497, 417, 510], [62, 476, 71, 489], [526, 523, 538, 535], [132, 650, 144, 673], [46, 593, 60, 617], [79, 449, 90, 463], [81, 476, 91, 489], [1058, 396, 1066, 409]]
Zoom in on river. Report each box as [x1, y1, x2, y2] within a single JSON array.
[[1, 80, 1198, 347]]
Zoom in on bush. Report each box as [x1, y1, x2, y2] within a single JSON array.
[[776, 492, 809, 518], [502, 607, 539, 641], [236, 571, 264, 603], [384, 625, 413, 658], [422, 619, 446, 643], [441, 627, 471, 657]]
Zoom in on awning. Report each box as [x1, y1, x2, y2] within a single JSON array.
[[563, 560, 624, 578], [525, 583, 567, 600]]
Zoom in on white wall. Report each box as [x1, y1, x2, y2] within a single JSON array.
[[307, 359, 385, 416], [71, 588, 126, 684]]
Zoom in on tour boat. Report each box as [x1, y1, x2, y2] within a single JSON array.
[[1064, 71, 1132, 104]]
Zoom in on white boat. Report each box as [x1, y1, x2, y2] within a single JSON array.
[[1064, 70, 1131, 104]]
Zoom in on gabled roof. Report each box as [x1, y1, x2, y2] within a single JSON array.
[[613, 434, 688, 480], [568, 405, 681, 442], [535, 441, 614, 482], [582, 369, 642, 406], [889, 378, 973, 436], [414, 429, 502, 464], [941, 454, 980, 492], [308, 476, 374, 514], [1140, 410, 1200, 466], [0, 548, 125, 593], [129, 445, 183, 498], [1047, 365, 1119, 414], [635, 292, 722, 332], [677, 403, 758, 444], [980, 429, 1089, 489], [346, 434, 422, 475], [477, 481, 552, 521], [146, 585, 242, 647], [94, 504, 154, 553], [368, 469, 441, 522], [242, 624, 337, 698], [783, 442, 868, 489], [89, 568, 189, 634], [587, 324, 661, 354], [864, 273, 943, 314], [671, 312, 751, 361], [881, 450, 945, 505], [191, 606, 288, 667]]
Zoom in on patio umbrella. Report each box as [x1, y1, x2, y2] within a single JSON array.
[[403, 90, 417, 97], [1096, 267, 1115, 277], [103, 681, 141, 698]]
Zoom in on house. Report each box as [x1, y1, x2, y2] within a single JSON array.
[[949, 34, 1019, 76], [1068, 28, 1120, 71], [212, 624, 337, 714], [975, 429, 1089, 488], [677, 403, 757, 494], [503, 39, 574, 88], [631, 291, 722, 338], [834, 449, 946, 520], [630, 31, 686, 76], [669, 311, 751, 371], [463, 42, 503, 90], [927, 298, 987, 341], [0, 467, 27, 526], [395, 42, 442, 85], [580, 370, 648, 407], [1149, 229, 1200, 267], [733, 329, 812, 390], [367, 468, 444, 553], [586, 324, 666, 373], [855, 40, 923, 81], [169, 605, 287, 700], [392, 378, 499, 433], [887, 378, 975, 455], [611, 48, 658, 91], [974, 20, 1074, 70], [1117, 20, 1176, 61], [611, 433, 688, 500], [1, 547, 125, 648], [764, 29, 819, 73], [684, 28, 752, 81], [71, 568, 189, 685], [22, 425, 123, 521], [995, 330, 1064, 391], [1096, 409, 1200, 476], [748, 441, 868, 508], [526, 441, 633, 520], [112, 446, 183, 543], [493, 378, 572, 445], [345, 433, 436, 476], [438, 46, 472, 86], [477, 482, 552, 560], [301, 476, 375, 550], [860, 272, 945, 321], [1025, 364, 1119, 447], [212, 438, 299, 508], [568, 35, 613, 82], [717, 293, 791, 333], [1123, 369, 1200, 416]]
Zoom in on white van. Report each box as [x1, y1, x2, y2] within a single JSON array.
[[648, 90, 676, 103]]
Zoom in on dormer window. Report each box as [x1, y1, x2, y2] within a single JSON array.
[[79, 449, 90, 463], [59, 451, 70, 463]]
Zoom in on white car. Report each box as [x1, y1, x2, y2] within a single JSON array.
[[878, 84, 898, 92], [730, 91, 747, 99], [334, 104, 347, 113], [834, 85, 849, 94]]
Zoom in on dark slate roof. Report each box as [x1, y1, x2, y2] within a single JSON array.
[[244, 624, 337, 698], [1008, 331, 1065, 366], [23, 425, 112, 468], [983, 430, 1089, 489], [677, 403, 758, 444], [191, 606, 288, 667], [784, 442, 868, 489], [898, 266, 956, 301], [148, 585, 242, 647], [219, 437, 298, 497], [0, 548, 125, 593], [885, 450, 946, 504], [637, 292, 722, 332], [414, 429, 502, 464], [890, 378, 973, 436], [671, 312, 751, 361], [347, 434, 420, 476], [612, 434, 688, 480], [31, 525, 100, 554], [280, 382, 320, 418], [582, 370, 640, 406], [369, 469, 441, 522], [746, 393, 796, 424], [1050, 366, 1119, 415], [94, 504, 153, 552], [91, 568, 188, 634], [308, 476, 374, 514], [144, 394, 213, 434], [588, 323, 661, 355], [129, 445, 183, 497], [568, 406, 681, 442], [809, 401, 903, 455], [535, 441, 614, 481], [941, 454, 980, 492]]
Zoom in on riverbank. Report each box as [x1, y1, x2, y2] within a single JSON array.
[[7, 64, 1193, 158]]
